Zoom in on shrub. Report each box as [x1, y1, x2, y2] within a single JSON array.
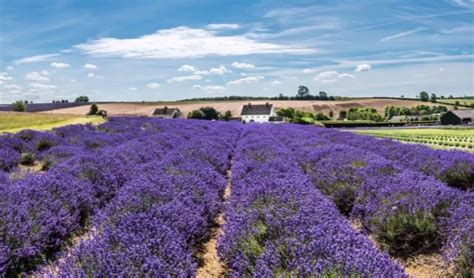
[[36, 139, 55, 152], [373, 211, 440, 256], [13, 101, 27, 112], [20, 152, 35, 166]]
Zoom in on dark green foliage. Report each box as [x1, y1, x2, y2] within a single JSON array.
[[297, 86, 310, 99], [36, 139, 54, 152], [457, 239, 473, 278], [221, 110, 232, 121], [419, 91, 429, 102], [75, 96, 89, 103], [374, 211, 440, 257], [384, 105, 447, 119], [20, 152, 35, 166], [88, 104, 99, 115], [13, 101, 27, 112], [441, 163, 473, 191], [277, 108, 329, 124], [347, 107, 384, 122], [187, 106, 220, 120]]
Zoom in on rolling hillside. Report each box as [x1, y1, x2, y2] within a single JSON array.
[[46, 98, 456, 117]]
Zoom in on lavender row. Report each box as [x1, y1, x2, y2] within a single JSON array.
[[315, 128, 474, 191], [0, 118, 238, 275], [219, 125, 406, 277], [50, 122, 239, 276], [270, 124, 473, 274], [0, 122, 184, 275]]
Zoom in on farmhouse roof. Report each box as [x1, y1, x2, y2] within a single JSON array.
[[153, 107, 179, 116], [449, 109, 474, 119], [241, 103, 273, 116]]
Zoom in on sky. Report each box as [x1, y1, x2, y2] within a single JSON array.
[[0, 0, 473, 103]]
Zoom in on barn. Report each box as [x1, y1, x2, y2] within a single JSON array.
[[440, 109, 474, 125], [153, 107, 181, 119]]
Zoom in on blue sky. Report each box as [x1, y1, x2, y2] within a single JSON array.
[[0, 0, 473, 102]]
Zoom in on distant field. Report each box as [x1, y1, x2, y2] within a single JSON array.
[[354, 127, 474, 152], [48, 98, 456, 117], [439, 98, 474, 106], [0, 112, 105, 133]]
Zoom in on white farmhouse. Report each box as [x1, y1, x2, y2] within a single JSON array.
[[241, 103, 280, 123]]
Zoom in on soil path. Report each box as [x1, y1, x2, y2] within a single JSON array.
[[196, 160, 233, 278]]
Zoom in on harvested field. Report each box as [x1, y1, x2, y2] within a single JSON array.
[[47, 98, 455, 117]]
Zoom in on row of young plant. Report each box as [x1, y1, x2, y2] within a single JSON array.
[[373, 134, 474, 150], [271, 125, 473, 276], [41, 121, 239, 276], [218, 126, 407, 276], [0, 118, 239, 275]]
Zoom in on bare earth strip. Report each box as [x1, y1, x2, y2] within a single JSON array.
[[197, 161, 233, 277], [47, 99, 454, 117]]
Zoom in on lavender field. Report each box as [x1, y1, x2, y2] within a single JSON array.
[[0, 117, 472, 277]]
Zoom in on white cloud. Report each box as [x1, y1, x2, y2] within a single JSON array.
[[231, 62, 255, 69], [0, 72, 13, 83], [205, 24, 240, 30], [338, 73, 355, 79], [83, 64, 97, 70], [168, 74, 202, 83], [355, 64, 372, 72], [50, 62, 70, 69], [380, 27, 426, 42], [146, 82, 161, 89], [302, 68, 317, 74], [314, 70, 354, 83], [314, 70, 338, 80], [227, 76, 264, 85], [13, 53, 60, 65], [128, 87, 137, 91], [25, 71, 50, 82], [29, 83, 57, 89], [75, 27, 313, 59], [272, 80, 282, 85], [178, 65, 198, 72], [3, 84, 21, 90], [87, 73, 95, 78], [193, 85, 226, 91], [209, 65, 230, 75], [6, 66, 14, 71]]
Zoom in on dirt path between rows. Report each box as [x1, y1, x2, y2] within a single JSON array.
[[196, 160, 233, 278]]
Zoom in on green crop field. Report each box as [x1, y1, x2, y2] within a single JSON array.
[[0, 112, 105, 133], [353, 127, 474, 152], [439, 98, 474, 106]]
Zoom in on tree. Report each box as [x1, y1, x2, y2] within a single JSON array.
[[221, 110, 232, 121], [430, 93, 437, 103], [329, 110, 334, 118], [419, 91, 429, 102], [13, 101, 27, 112], [188, 109, 205, 119], [75, 96, 89, 103], [339, 110, 347, 120], [297, 86, 310, 99], [88, 104, 99, 115], [188, 107, 220, 120], [319, 91, 328, 100]]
